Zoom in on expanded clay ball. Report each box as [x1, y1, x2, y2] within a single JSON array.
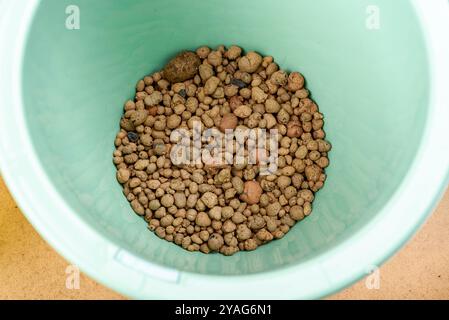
[[240, 181, 262, 205], [233, 105, 252, 118], [287, 72, 305, 92], [238, 51, 263, 73], [163, 51, 201, 83], [287, 120, 303, 138], [289, 205, 305, 221], [113, 44, 331, 256], [225, 45, 242, 60], [196, 212, 212, 227], [117, 168, 130, 184], [219, 113, 238, 132], [201, 192, 218, 208], [208, 233, 224, 251]]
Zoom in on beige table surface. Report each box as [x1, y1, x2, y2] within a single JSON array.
[[0, 175, 448, 300]]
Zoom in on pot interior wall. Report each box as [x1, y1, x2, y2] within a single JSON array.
[[21, 0, 429, 274]]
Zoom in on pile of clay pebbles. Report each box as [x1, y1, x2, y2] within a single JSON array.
[[113, 45, 331, 255]]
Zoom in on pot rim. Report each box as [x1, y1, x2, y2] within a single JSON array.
[[0, 0, 448, 299]]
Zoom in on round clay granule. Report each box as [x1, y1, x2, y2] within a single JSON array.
[[163, 51, 201, 83], [116, 168, 130, 184], [222, 220, 236, 233], [240, 181, 262, 205], [195, 212, 212, 227], [219, 113, 238, 132], [289, 205, 305, 221], [208, 233, 224, 251], [236, 224, 252, 241], [238, 51, 262, 73], [244, 239, 258, 251], [201, 192, 218, 209]]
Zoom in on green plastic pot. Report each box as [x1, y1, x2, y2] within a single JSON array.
[[1, 0, 449, 299]]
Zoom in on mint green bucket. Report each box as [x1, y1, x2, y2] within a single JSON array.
[[1, 0, 449, 299]]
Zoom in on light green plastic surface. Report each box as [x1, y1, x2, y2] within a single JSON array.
[[22, 0, 427, 275], [2, 0, 449, 299]]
